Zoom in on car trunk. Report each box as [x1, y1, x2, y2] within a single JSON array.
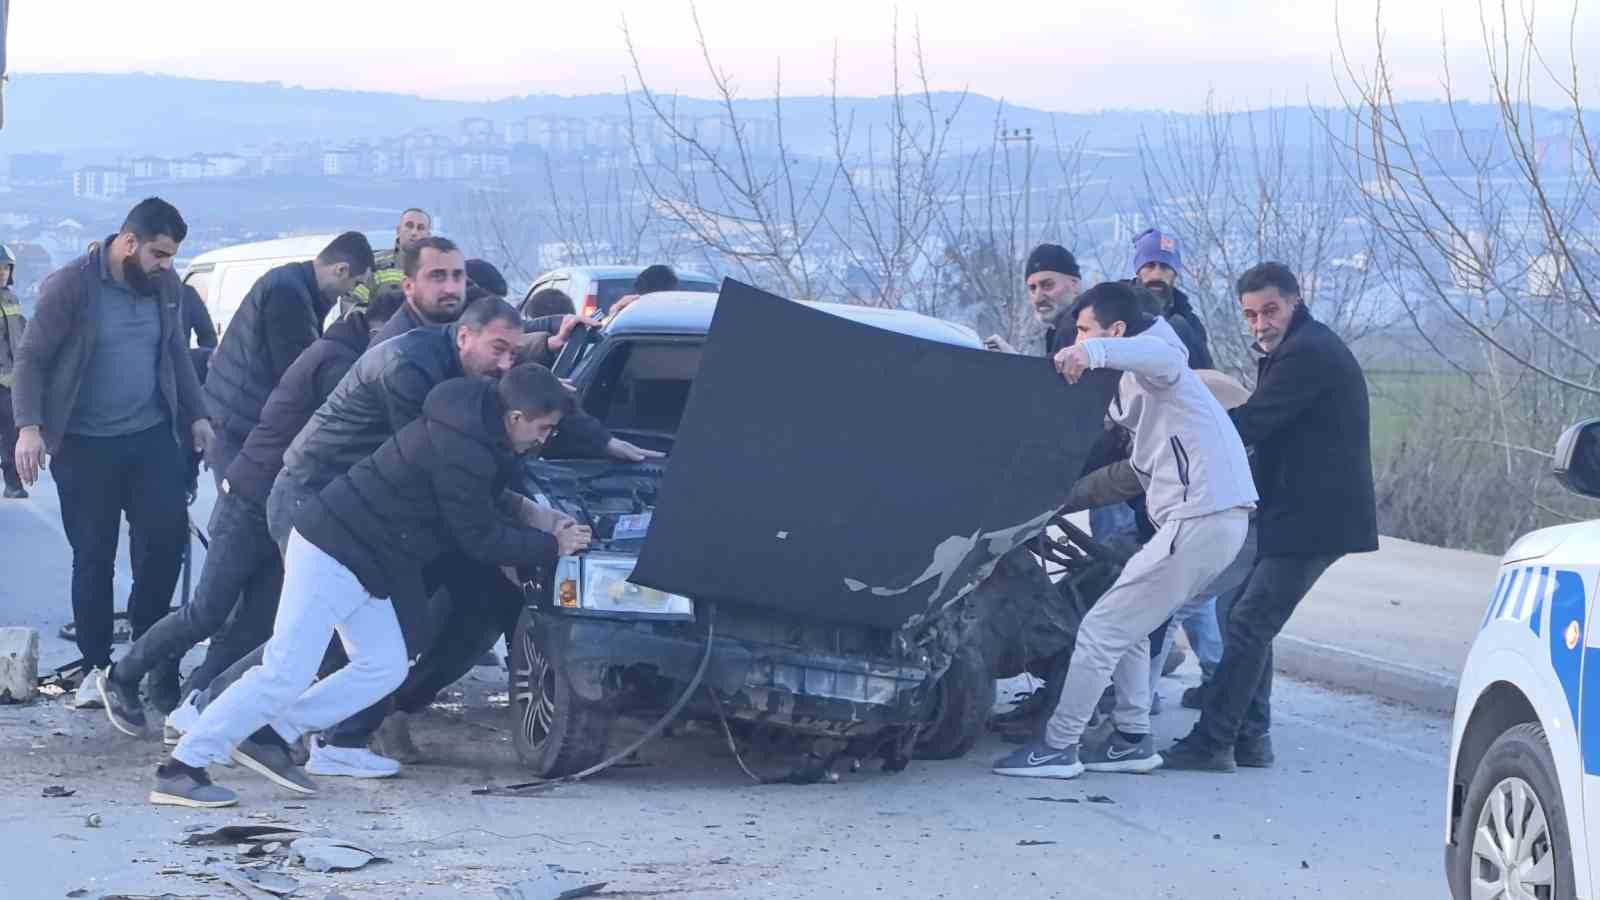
[[626, 280, 1118, 631]]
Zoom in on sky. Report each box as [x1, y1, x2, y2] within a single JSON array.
[[8, 0, 1596, 111]]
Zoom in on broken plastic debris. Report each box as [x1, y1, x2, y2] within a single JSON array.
[[1084, 795, 1115, 804], [183, 825, 304, 847], [227, 866, 300, 896], [290, 837, 387, 872], [1017, 839, 1057, 846], [1026, 796, 1079, 804], [41, 784, 75, 798]]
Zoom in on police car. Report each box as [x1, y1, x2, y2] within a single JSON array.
[[1446, 418, 1600, 899]]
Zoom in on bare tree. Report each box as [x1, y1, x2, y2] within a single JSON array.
[[1331, 0, 1600, 394], [1327, 0, 1599, 551], [622, 3, 838, 298], [1137, 98, 1393, 375], [539, 155, 674, 268], [823, 13, 961, 311]]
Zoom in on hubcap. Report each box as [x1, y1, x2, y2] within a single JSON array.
[[512, 620, 557, 751], [1471, 776, 1557, 900]]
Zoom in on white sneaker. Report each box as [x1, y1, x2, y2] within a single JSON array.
[[305, 740, 401, 779], [165, 690, 201, 739], [72, 668, 107, 709], [165, 691, 233, 766]]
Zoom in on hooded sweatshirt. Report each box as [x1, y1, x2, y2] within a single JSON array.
[[1077, 316, 1256, 527]]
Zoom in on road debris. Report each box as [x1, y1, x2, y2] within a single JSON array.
[[41, 784, 75, 798], [182, 824, 304, 847], [1085, 795, 1115, 804], [85, 813, 103, 827], [1026, 796, 1079, 804], [1017, 840, 1057, 846], [290, 837, 387, 872], [493, 868, 608, 900]]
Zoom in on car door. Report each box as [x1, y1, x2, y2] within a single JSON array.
[[1559, 523, 1600, 889]]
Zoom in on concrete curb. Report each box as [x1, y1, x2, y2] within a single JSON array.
[[1273, 634, 1459, 714]]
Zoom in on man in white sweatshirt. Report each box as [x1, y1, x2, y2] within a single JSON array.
[[994, 281, 1257, 779]]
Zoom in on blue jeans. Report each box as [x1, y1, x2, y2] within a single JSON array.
[[1088, 503, 1138, 545]]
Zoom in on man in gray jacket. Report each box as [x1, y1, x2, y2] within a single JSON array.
[[994, 281, 1255, 779]]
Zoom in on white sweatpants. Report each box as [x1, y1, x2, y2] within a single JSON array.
[[172, 530, 408, 768], [1044, 508, 1250, 749]]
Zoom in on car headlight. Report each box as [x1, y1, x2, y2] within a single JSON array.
[[554, 553, 694, 619]]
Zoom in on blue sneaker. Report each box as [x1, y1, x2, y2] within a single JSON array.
[[1082, 731, 1162, 774], [992, 741, 1084, 779]]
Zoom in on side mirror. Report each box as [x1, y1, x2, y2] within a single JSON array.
[[1553, 417, 1600, 500]]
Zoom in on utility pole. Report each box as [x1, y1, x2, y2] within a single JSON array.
[[998, 123, 1034, 261]]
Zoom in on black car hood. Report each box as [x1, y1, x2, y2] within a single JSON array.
[[629, 280, 1118, 631]]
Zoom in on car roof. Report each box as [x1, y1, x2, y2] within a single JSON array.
[[184, 231, 391, 270], [603, 290, 984, 349], [538, 265, 718, 283]]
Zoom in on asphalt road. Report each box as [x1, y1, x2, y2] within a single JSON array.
[[0, 480, 1453, 899]]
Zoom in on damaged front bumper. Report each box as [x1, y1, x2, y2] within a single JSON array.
[[534, 609, 934, 736]]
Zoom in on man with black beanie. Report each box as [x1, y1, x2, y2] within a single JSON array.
[[985, 243, 1082, 356]]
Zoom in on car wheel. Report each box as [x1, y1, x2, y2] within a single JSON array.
[[508, 607, 613, 778], [1452, 722, 1575, 900], [915, 642, 993, 760]]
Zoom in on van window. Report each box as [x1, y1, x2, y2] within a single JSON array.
[[183, 266, 213, 306]]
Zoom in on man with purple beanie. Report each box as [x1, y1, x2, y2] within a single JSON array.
[[1128, 227, 1212, 369]]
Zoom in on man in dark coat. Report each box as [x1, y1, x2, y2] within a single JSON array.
[[95, 291, 406, 738], [1164, 261, 1377, 773], [203, 231, 374, 482], [10, 198, 214, 709], [149, 367, 589, 807]]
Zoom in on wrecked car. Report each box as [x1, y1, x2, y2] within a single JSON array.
[[511, 280, 1117, 780]]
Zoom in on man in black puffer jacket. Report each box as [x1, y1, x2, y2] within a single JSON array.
[[203, 232, 374, 482], [95, 292, 407, 740], [150, 367, 591, 808]]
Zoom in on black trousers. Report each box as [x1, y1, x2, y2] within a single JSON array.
[[0, 386, 20, 490], [1190, 553, 1341, 749], [53, 424, 189, 670], [109, 488, 282, 696]]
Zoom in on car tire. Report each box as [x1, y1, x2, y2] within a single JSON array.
[[1450, 721, 1575, 900], [508, 607, 613, 778], [915, 642, 993, 760]]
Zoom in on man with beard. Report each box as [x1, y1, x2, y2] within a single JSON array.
[[204, 232, 375, 483], [1128, 228, 1212, 369], [10, 198, 215, 710]]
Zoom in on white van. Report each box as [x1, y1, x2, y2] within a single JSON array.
[[181, 231, 390, 334]]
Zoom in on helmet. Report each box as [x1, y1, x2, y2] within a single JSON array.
[[0, 244, 13, 287]]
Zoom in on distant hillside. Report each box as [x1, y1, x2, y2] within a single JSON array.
[[0, 72, 1570, 160]]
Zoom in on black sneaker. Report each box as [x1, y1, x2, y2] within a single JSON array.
[[96, 667, 148, 736], [1161, 736, 1236, 773], [1235, 734, 1275, 768], [2, 485, 27, 500], [149, 760, 237, 808], [232, 733, 317, 795], [992, 741, 1084, 779], [1180, 684, 1210, 710], [1082, 732, 1163, 774]]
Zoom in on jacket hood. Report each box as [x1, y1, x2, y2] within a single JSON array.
[[422, 375, 511, 455]]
